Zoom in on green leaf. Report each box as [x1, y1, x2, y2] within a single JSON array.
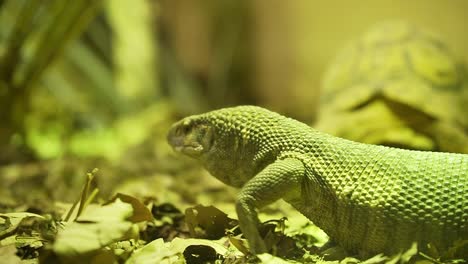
[[125, 238, 179, 264], [53, 199, 135, 256]]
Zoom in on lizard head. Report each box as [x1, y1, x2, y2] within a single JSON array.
[[167, 116, 215, 159], [167, 107, 269, 187], [167, 114, 240, 186]]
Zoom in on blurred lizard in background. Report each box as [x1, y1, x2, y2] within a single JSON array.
[[315, 21, 468, 153]]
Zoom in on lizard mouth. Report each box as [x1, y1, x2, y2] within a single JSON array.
[[173, 143, 204, 153]]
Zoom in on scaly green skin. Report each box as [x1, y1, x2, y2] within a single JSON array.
[[167, 105, 468, 258]]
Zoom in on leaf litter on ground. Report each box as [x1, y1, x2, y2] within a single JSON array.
[[1, 169, 466, 264]]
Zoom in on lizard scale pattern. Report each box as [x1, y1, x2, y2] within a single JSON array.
[[167, 105, 467, 258]]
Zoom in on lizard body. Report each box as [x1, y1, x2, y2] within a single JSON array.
[[167, 105, 467, 258]]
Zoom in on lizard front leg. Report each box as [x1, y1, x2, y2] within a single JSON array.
[[235, 157, 305, 254]]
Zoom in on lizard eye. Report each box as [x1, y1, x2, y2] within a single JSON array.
[[178, 124, 190, 135], [178, 119, 193, 135]]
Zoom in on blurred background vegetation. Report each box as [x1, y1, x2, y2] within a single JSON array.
[[1, 0, 467, 207]]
